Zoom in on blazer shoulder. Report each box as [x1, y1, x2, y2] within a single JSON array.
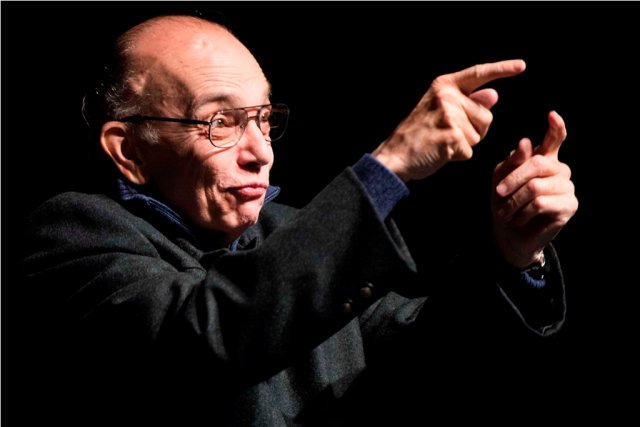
[[28, 191, 128, 221]]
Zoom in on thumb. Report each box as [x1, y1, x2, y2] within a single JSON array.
[[469, 88, 499, 109], [538, 110, 567, 158]]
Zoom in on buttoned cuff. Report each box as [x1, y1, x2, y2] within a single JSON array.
[[352, 154, 410, 220]]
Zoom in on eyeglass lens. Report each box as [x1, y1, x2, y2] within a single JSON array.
[[209, 104, 289, 148]]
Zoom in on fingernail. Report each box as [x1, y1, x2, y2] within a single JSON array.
[[496, 183, 507, 196]]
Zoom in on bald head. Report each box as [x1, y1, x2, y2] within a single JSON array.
[[112, 15, 268, 119], [87, 15, 268, 131], [121, 15, 254, 70]]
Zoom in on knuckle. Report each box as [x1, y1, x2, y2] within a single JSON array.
[[529, 154, 546, 169], [438, 109, 455, 129], [506, 194, 520, 212], [565, 179, 575, 194], [471, 64, 483, 80], [433, 87, 457, 106], [526, 178, 542, 194], [432, 75, 451, 89], [475, 111, 492, 139], [450, 128, 466, 144], [551, 218, 568, 229], [470, 130, 482, 145], [440, 144, 455, 161], [440, 129, 466, 160], [460, 145, 474, 160], [531, 196, 546, 213], [481, 108, 493, 126]]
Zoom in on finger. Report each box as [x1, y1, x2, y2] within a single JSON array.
[[511, 193, 579, 227], [446, 60, 526, 95], [513, 137, 533, 165], [469, 88, 499, 109], [496, 153, 561, 197], [494, 138, 532, 187], [434, 87, 493, 141], [496, 175, 575, 221], [459, 94, 494, 139], [434, 93, 483, 149], [438, 116, 479, 159], [538, 111, 567, 158], [457, 119, 482, 150]]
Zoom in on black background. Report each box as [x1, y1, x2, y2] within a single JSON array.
[[3, 1, 638, 417]]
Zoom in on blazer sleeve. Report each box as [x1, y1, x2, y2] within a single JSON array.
[[352, 241, 566, 370]]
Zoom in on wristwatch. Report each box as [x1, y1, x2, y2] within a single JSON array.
[[523, 250, 547, 280]]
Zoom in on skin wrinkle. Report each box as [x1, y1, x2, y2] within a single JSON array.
[[117, 17, 273, 247]]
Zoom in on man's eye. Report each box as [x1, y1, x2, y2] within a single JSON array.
[[211, 118, 227, 128], [212, 112, 238, 128], [213, 113, 233, 126], [259, 110, 271, 123]]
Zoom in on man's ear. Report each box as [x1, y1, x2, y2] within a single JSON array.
[[100, 121, 149, 185]]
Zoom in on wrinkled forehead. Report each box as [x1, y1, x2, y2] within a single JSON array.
[[129, 20, 270, 112]]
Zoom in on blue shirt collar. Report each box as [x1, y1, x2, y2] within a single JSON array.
[[116, 179, 280, 250]]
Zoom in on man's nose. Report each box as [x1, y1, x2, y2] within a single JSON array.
[[237, 117, 272, 167]]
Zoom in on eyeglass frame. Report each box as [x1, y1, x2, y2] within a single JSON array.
[[117, 103, 289, 148]]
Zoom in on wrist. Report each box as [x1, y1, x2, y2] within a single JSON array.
[[371, 148, 411, 183], [494, 232, 546, 268], [494, 247, 549, 285], [523, 249, 545, 269], [521, 250, 547, 280], [506, 249, 545, 270]]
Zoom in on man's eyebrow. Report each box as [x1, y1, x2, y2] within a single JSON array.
[[187, 94, 236, 117], [188, 84, 273, 117]]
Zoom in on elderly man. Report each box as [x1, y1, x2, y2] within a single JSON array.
[[22, 14, 577, 425]]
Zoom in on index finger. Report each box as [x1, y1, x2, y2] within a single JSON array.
[[538, 111, 567, 158], [447, 60, 526, 95]]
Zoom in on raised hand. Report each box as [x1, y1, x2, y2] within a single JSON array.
[[492, 111, 578, 268], [373, 60, 526, 182]]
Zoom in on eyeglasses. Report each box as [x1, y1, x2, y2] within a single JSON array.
[[119, 103, 289, 148]]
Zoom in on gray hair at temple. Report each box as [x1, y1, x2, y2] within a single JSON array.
[[81, 14, 229, 145]]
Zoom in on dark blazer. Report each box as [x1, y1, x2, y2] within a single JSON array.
[[19, 168, 565, 425]]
